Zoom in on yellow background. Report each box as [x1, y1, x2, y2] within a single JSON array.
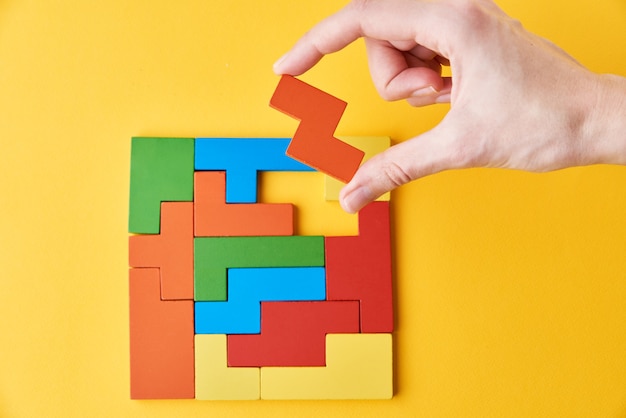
[[1, 0, 625, 417]]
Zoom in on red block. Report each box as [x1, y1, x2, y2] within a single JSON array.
[[128, 201, 193, 300], [194, 171, 294, 236], [129, 268, 195, 399], [325, 201, 393, 332], [269, 75, 365, 183], [227, 301, 360, 367]]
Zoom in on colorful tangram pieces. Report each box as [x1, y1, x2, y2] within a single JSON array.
[[128, 76, 394, 400]]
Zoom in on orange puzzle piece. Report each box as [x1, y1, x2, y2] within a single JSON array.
[[129, 201, 194, 300], [129, 268, 195, 399], [269, 75, 365, 183], [194, 171, 294, 236]]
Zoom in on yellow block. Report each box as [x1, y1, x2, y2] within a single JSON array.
[[195, 334, 260, 400], [325, 136, 392, 201], [261, 333, 393, 400]]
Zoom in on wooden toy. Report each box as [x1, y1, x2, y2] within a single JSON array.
[[129, 201, 194, 300], [195, 334, 260, 400], [194, 171, 294, 236], [260, 333, 393, 400], [128, 76, 395, 400], [129, 268, 194, 399], [269, 75, 365, 183], [194, 137, 313, 203], [325, 201, 394, 332], [129, 137, 194, 233]]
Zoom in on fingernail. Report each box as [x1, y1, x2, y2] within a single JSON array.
[[339, 185, 370, 214], [435, 93, 451, 103], [411, 86, 437, 97], [273, 53, 288, 74]]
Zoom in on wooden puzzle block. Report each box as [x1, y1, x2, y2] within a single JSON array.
[[260, 333, 393, 400], [325, 201, 394, 332], [128, 137, 194, 233], [129, 268, 194, 399], [194, 267, 326, 334], [227, 301, 360, 367], [194, 171, 294, 236], [194, 137, 314, 203], [269, 75, 365, 183], [325, 136, 392, 201], [129, 201, 194, 300], [194, 236, 324, 301], [195, 334, 260, 400]]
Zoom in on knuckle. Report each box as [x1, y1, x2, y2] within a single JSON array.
[[380, 160, 413, 189], [349, 0, 373, 14]]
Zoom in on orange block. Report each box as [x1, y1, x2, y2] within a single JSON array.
[[129, 268, 195, 399], [194, 171, 293, 236], [270, 75, 365, 183], [129, 201, 194, 300]]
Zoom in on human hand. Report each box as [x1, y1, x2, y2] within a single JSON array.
[[274, 0, 626, 213]]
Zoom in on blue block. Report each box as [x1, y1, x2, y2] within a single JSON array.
[[194, 138, 315, 203], [195, 267, 326, 334]]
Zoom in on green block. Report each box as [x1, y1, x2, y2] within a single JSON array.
[[128, 137, 194, 233], [194, 236, 325, 301]]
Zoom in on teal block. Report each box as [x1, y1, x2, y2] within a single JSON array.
[[128, 137, 195, 233], [195, 267, 326, 334], [194, 236, 325, 301]]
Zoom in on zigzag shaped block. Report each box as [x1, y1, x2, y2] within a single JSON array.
[[261, 333, 393, 400], [129, 137, 194, 233], [195, 334, 260, 400], [194, 137, 314, 203], [194, 236, 325, 301], [195, 267, 326, 334], [194, 171, 293, 236], [129, 268, 195, 399], [129, 201, 194, 300], [325, 201, 394, 332], [227, 301, 360, 367], [269, 75, 365, 183]]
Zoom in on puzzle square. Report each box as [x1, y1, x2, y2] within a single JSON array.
[[194, 236, 325, 301], [129, 78, 394, 401], [128, 137, 194, 234], [194, 137, 313, 203], [260, 333, 393, 400]]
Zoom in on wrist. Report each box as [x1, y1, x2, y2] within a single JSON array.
[[581, 73, 626, 166]]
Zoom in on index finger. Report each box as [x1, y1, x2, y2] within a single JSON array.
[[273, 0, 452, 76]]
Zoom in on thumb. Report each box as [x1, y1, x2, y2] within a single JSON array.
[[339, 124, 465, 213]]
